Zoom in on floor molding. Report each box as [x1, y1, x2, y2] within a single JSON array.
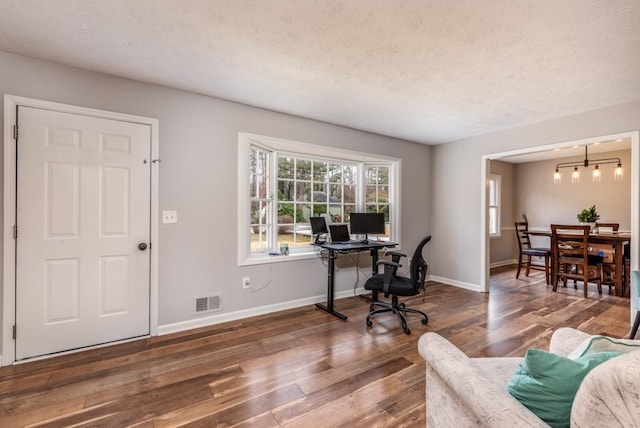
[[158, 287, 367, 336], [490, 259, 517, 268], [159, 273, 485, 336], [428, 275, 482, 292]]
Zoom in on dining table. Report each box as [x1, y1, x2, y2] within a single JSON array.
[[528, 229, 630, 297]]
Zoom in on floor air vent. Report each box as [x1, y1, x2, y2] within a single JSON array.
[[194, 294, 222, 314]]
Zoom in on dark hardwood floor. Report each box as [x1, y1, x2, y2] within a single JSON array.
[[0, 266, 631, 427]]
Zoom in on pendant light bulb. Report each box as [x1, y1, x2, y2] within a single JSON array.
[[571, 166, 580, 184], [615, 162, 624, 181], [592, 164, 601, 182], [553, 168, 561, 184]]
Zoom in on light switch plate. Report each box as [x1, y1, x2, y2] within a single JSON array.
[[162, 210, 178, 224]]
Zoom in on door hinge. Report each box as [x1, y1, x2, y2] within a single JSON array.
[[12, 325, 16, 340], [13, 225, 17, 239], [13, 125, 18, 141]]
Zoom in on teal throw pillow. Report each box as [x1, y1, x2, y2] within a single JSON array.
[[506, 349, 621, 428]]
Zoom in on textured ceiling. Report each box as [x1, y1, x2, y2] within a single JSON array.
[[1, 0, 640, 144]]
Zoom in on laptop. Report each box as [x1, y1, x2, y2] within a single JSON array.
[[328, 224, 358, 243]]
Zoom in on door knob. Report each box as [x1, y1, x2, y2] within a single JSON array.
[[138, 243, 148, 251]]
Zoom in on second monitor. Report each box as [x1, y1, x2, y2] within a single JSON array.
[[310, 216, 329, 244], [349, 212, 385, 243]]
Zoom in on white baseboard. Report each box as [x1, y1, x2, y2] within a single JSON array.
[[428, 275, 483, 293], [158, 274, 486, 337], [490, 259, 518, 268], [157, 287, 366, 336]]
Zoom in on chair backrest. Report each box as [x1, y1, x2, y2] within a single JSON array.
[[551, 224, 590, 263], [595, 222, 619, 232], [514, 221, 532, 251], [409, 235, 431, 292]]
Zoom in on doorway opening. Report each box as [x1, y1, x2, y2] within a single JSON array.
[[480, 131, 640, 294]]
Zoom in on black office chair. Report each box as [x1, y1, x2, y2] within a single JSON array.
[[364, 235, 430, 335]]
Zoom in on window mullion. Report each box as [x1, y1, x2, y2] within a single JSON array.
[[269, 149, 279, 249], [357, 162, 365, 211]]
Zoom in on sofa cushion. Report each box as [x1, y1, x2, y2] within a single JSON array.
[[567, 335, 640, 359], [507, 349, 621, 428]]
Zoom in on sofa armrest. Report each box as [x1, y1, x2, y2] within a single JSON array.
[[418, 333, 549, 428], [549, 327, 591, 356], [572, 351, 640, 427]]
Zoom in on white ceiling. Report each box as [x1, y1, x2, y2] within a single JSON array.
[[1, 0, 640, 144]]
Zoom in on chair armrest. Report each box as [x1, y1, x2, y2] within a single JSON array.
[[418, 333, 548, 428], [377, 260, 401, 295], [376, 260, 401, 268], [386, 251, 407, 263]]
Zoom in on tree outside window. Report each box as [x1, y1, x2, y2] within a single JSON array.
[[277, 156, 358, 248], [365, 165, 391, 239]]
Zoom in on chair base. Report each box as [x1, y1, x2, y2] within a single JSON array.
[[365, 294, 428, 335], [516, 254, 550, 284]]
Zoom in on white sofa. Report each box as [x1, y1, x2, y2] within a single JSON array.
[[418, 328, 640, 427]]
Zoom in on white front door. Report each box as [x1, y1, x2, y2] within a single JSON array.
[[15, 106, 151, 360]]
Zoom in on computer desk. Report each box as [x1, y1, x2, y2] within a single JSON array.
[[315, 240, 397, 320]]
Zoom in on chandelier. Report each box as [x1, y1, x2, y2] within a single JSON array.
[[553, 145, 623, 184]]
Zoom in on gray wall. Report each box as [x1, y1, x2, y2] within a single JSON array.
[[0, 50, 432, 330], [432, 101, 640, 287]]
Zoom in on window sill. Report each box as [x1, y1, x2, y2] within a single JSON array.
[[239, 248, 322, 266]]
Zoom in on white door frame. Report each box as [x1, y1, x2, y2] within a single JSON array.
[[480, 130, 640, 293], [2, 94, 160, 366]]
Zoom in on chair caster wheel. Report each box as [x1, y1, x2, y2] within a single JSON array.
[[399, 303, 406, 309], [404, 329, 411, 335], [422, 317, 428, 325], [366, 319, 373, 327]]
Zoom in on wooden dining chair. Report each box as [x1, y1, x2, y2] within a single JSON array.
[[515, 221, 550, 284], [595, 222, 619, 233], [551, 224, 603, 298], [595, 222, 619, 294]]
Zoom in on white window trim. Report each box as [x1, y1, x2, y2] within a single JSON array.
[[489, 173, 501, 237], [238, 133, 401, 266]]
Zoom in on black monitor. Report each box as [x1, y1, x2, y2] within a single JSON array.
[[349, 212, 385, 242], [309, 216, 328, 244]]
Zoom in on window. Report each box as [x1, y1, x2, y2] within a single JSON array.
[[239, 133, 400, 265], [365, 165, 391, 234], [489, 174, 501, 237], [276, 156, 357, 248], [249, 146, 272, 251]]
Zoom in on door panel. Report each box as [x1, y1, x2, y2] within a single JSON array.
[[16, 106, 151, 360]]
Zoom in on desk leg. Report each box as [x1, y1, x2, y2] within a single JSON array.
[[315, 249, 348, 320], [359, 248, 380, 302]]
